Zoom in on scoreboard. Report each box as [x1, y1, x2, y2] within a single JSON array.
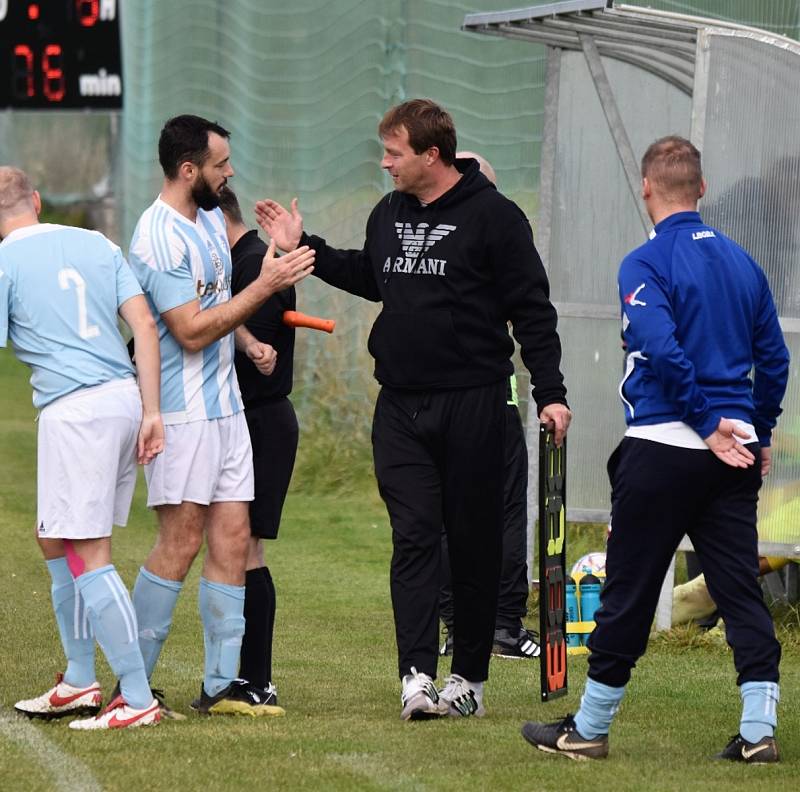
[[0, 0, 123, 109]]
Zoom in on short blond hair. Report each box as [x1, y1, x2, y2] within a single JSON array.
[[0, 167, 36, 222], [641, 136, 702, 204]]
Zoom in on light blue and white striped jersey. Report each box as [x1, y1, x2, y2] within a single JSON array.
[[128, 198, 242, 424], [0, 224, 140, 409]]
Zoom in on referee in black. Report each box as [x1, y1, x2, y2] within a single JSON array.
[[219, 187, 298, 708]]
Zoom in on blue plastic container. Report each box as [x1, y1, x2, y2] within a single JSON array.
[[565, 574, 581, 648], [579, 573, 603, 646]]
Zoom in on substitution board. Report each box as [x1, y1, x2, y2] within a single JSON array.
[[538, 425, 567, 701]]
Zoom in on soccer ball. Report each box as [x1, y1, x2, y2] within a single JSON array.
[[571, 552, 606, 582]]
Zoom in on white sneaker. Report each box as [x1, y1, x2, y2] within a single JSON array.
[[69, 695, 161, 730], [437, 674, 485, 717], [15, 674, 102, 720], [400, 667, 442, 721]]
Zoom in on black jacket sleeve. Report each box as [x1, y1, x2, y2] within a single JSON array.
[[492, 212, 567, 412], [302, 208, 382, 302]]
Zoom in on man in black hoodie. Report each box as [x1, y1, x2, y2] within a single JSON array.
[[256, 99, 570, 720]]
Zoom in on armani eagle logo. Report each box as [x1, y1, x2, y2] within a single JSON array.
[[394, 223, 456, 258]]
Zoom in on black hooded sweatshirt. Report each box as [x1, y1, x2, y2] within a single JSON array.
[[302, 158, 567, 412]]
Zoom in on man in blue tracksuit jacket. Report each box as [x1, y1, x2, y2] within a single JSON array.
[[522, 136, 789, 762]]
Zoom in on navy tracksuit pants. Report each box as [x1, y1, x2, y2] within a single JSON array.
[[372, 381, 506, 682], [588, 437, 781, 688]]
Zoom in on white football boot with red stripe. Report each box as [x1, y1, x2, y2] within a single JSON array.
[[15, 674, 102, 720], [69, 694, 161, 730]]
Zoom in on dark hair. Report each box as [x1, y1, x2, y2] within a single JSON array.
[[217, 186, 243, 224], [158, 114, 231, 179], [378, 99, 457, 166], [641, 136, 703, 203]]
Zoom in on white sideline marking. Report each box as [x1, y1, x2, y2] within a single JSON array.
[[329, 752, 429, 791], [0, 709, 104, 792]]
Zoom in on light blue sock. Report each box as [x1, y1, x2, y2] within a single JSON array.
[[76, 565, 152, 710], [574, 677, 626, 739], [740, 681, 779, 742], [199, 578, 245, 697], [132, 566, 182, 680], [47, 557, 96, 687]]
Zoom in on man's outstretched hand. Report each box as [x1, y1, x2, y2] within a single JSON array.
[[255, 198, 303, 252]]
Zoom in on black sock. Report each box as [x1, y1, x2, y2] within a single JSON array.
[[240, 567, 272, 689], [262, 566, 276, 685]]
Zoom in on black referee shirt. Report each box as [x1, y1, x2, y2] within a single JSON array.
[[230, 230, 296, 407]]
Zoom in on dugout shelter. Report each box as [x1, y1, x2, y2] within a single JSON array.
[[464, 0, 800, 617]]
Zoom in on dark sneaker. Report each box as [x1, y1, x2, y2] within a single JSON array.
[[715, 734, 779, 763], [258, 682, 279, 707], [439, 628, 454, 657], [493, 627, 541, 659], [191, 679, 285, 717], [521, 714, 608, 760], [151, 687, 187, 721]]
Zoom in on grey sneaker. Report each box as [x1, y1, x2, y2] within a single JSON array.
[[521, 714, 608, 760], [400, 667, 441, 721], [715, 734, 779, 763], [437, 674, 485, 717]]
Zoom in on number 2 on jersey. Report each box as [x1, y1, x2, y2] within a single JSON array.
[[58, 268, 100, 339]]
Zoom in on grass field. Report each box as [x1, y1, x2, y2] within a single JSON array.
[[0, 349, 797, 792]]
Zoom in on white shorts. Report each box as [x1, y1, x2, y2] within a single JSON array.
[[37, 379, 141, 540], [144, 412, 254, 507]]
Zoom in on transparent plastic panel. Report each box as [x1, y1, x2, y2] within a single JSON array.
[[700, 35, 800, 319], [556, 316, 628, 515], [760, 329, 800, 546], [699, 31, 800, 547], [548, 51, 692, 305]]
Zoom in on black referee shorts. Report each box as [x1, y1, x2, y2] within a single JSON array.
[[244, 397, 299, 540]]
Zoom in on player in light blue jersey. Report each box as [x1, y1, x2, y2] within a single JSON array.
[[127, 115, 314, 716], [1, 166, 165, 730]]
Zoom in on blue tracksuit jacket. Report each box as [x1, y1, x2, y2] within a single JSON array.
[[618, 211, 789, 445]]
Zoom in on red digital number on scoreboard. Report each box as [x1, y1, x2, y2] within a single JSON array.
[[76, 0, 98, 27], [1, 0, 122, 109]]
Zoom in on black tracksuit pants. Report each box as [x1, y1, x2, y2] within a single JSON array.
[[439, 403, 529, 632], [372, 381, 506, 682], [588, 437, 781, 688]]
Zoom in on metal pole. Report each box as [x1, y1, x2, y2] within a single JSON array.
[[579, 33, 651, 235]]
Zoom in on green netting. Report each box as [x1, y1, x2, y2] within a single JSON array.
[[118, 0, 551, 485], [2, 0, 798, 489], [623, 0, 800, 38]]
